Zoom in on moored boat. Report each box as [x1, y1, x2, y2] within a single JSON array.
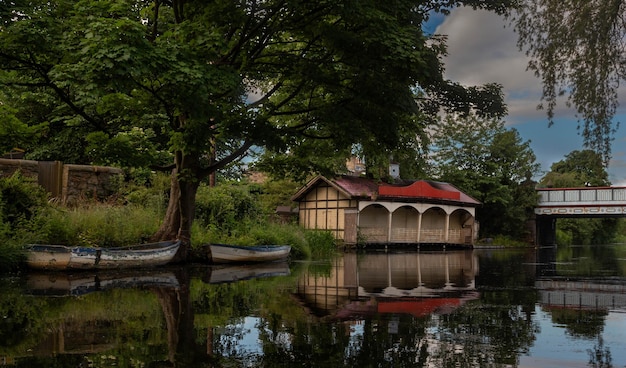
[[24, 240, 181, 270], [207, 243, 291, 264]]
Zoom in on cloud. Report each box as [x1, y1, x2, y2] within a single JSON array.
[[434, 7, 626, 185]]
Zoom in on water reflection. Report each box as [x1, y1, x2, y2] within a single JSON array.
[[25, 270, 180, 296], [203, 262, 290, 284], [296, 251, 479, 320], [1, 246, 626, 367]]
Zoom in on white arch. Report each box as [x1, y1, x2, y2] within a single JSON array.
[[357, 200, 476, 245], [359, 200, 475, 217]]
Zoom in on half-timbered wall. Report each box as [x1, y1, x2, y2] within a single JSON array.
[[298, 183, 358, 240]]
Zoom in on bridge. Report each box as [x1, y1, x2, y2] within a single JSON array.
[[535, 186, 626, 245]]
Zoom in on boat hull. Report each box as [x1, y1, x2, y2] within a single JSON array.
[[25, 245, 72, 270], [25, 240, 180, 270], [209, 244, 291, 264]]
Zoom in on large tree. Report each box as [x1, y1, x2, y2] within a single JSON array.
[[513, 0, 626, 164], [429, 114, 540, 238], [539, 149, 610, 188], [0, 0, 512, 260]]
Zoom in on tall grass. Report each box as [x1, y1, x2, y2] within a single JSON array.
[[35, 204, 162, 247]]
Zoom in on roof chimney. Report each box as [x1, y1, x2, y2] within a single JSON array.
[[389, 163, 400, 179]]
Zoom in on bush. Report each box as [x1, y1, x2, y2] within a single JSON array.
[[0, 171, 49, 229], [305, 230, 337, 258], [0, 172, 50, 272], [194, 184, 262, 231], [121, 171, 170, 211]]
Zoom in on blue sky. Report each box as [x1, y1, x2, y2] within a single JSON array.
[[431, 7, 626, 185]]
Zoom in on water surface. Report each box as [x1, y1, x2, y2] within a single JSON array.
[[1, 244, 625, 367]]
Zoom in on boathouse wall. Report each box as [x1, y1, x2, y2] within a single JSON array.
[[293, 176, 479, 247], [297, 182, 359, 241]]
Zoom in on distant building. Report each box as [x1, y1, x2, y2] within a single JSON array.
[[291, 175, 480, 247], [345, 157, 366, 176]]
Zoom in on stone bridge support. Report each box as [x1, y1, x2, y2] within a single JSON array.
[[535, 216, 557, 246]]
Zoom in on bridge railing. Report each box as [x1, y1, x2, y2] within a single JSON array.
[[537, 187, 626, 206]]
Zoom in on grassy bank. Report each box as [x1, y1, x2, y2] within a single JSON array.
[[0, 172, 337, 272]]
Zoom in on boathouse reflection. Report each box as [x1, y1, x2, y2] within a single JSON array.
[[295, 250, 479, 318]]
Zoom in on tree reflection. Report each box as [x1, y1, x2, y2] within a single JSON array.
[[588, 337, 613, 368], [3, 248, 625, 367]]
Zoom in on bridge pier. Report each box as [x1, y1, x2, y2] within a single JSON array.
[[536, 216, 556, 246]]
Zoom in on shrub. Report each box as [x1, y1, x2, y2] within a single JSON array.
[[304, 230, 337, 258], [0, 172, 50, 272], [0, 171, 49, 229], [194, 184, 262, 231]]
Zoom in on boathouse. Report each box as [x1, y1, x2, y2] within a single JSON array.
[[291, 175, 481, 247]]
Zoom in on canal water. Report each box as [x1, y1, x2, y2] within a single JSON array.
[[1, 244, 626, 367]]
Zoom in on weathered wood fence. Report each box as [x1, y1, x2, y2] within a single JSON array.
[[0, 158, 123, 205]]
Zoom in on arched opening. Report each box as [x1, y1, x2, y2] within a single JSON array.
[[390, 206, 419, 243], [449, 209, 475, 245], [421, 207, 447, 243], [359, 204, 390, 243]]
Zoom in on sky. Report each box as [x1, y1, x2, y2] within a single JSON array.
[[430, 7, 626, 186]]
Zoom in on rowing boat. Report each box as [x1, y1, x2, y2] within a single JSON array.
[[207, 243, 291, 264], [24, 240, 180, 270]]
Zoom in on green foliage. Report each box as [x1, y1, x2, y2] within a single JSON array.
[[32, 204, 162, 247], [256, 179, 303, 217], [0, 172, 49, 229], [85, 128, 172, 169], [540, 150, 617, 245], [429, 114, 540, 239], [514, 0, 622, 163], [555, 227, 574, 246], [194, 184, 262, 232], [121, 171, 171, 209], [304, 230, 338, 258], [0, 172, 50, 271], [556, 218, 620, 245], [612, 220, 626, 243], [0, 0, 512, 251], [0, 105, 47, 153], [539, 150, 610, 187], [190, 181, 340, 259]]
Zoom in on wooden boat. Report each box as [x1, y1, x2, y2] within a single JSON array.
[[24, 240, 180, 270], [207, 243, 291, 264]]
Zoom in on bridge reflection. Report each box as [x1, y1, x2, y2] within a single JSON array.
[[295, 251, 479, 319], [537, 279, 626, 310]]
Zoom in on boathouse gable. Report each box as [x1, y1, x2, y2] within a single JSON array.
[[292, 175, 480, 247]]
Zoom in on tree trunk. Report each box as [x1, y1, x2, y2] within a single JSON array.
[[152, 168, 181, 242], [152, 153, 202, 263]]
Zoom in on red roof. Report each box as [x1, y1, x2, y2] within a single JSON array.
[[292, 175, 480, 206], [379, 181, 460, 200]]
